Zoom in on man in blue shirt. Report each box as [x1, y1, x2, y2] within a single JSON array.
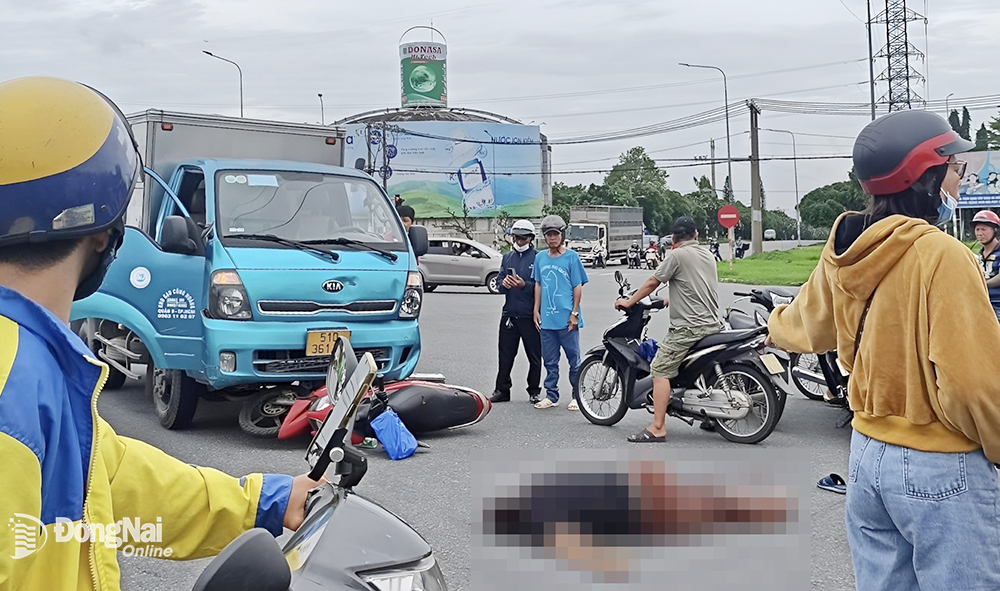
[[532, 215, 588, 410]]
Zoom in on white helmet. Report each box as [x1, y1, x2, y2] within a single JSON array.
[[509, 219, 536, 238]]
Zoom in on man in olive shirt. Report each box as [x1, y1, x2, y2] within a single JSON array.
[[615, 216, 721, 442]]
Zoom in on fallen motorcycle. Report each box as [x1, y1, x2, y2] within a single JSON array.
[[193, 337, 449, 591], [273, 375, 491, 444]]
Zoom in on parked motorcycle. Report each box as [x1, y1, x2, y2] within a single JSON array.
[[574, 271, 783, 444], [723, 288, 799, 419], [192, 337, 449, 591], [275, 375, 491, 444]]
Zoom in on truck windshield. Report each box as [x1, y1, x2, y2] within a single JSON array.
[[567, 224, 599, 241], [216, 171, 405, 249]]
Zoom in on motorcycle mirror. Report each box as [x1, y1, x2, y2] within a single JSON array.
[[306, 351, 378, 481], [614, 270, 623, 283], [755, 310, 768, 327], [191, 529, 290, 591]]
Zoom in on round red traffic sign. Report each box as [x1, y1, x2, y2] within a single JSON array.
[[717, 205, 740, 229]]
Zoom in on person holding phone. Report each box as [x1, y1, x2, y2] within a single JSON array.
[[492, 220, 543, 404]]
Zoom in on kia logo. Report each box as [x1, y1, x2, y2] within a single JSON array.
[[322, 280, 344, 293]]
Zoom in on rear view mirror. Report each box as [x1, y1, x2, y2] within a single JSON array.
[[191, 529, 290, 591], [161, 216, 204, 256], [614, 270, 623, 283], [408, 225, 428, 257]]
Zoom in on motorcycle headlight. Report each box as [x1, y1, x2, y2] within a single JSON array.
[[771, 294, 794, 307], [209, 270, 252, 320], [361, 555, 448, 591]]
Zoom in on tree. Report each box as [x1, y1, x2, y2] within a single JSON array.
[[976, 124, 991, 152], [603, 147, 674, 235], [442, 203, 477, 239], [799, 169, 867, 230], [949, 109, 961, 136], [546, 182, 589, 222], [960, 107, 972, 141]]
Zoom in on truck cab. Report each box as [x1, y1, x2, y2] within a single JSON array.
[[566, 222, 606, 267], [72, 157, 427, 430]]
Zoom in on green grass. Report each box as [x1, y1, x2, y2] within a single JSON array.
[[716, 244, 824, 286]]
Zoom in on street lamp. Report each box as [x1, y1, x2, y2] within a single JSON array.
[[680, 62, 731, 199], [203, 51, 243, 117], [762, 128, 801, 245], [946, 92, 955, 115], [318, 93, 325, 125]]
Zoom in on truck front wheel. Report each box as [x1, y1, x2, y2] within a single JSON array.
[[147, 363, 203, 429]]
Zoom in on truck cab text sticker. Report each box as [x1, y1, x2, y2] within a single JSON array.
[[157, 289, 197, 320]]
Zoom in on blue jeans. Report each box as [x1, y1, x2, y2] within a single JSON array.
[[539, 328, 581, 403], [845, 430, 1000, 590]]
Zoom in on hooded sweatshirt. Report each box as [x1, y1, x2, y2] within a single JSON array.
[[768, 212, 1000, 462]]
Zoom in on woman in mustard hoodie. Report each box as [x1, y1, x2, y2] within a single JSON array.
[[768, 110, 1000, 591]]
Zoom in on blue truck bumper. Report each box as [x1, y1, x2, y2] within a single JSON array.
[[196, 318, 421, 389]]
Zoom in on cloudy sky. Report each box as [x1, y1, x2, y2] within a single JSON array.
[[3, 0, 998, 214]]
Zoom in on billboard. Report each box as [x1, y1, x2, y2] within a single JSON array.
[[958, 150, 1000, 208], [344, 122, 543, 218], [400, 42, 447, 107]]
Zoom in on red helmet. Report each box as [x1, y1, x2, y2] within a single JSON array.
[[853, 110, 974, 196], [972, 210, 1000, 230]]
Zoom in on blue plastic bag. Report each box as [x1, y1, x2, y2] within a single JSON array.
[[370, 409, 418, 460], [638, 339, 659, 363]]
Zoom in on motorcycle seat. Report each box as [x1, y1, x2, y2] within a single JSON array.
[[692, 327, 765, 349]]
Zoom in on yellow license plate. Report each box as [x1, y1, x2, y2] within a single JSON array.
[[305, 330, 351, 357], [760, 353, 784, 375]]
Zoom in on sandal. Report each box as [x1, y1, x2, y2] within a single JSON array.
[[817, 473, 847, 494], [627, 428, 666, 443]]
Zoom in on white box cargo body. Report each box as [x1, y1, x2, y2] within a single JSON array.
[[125, 109, 346, 229]]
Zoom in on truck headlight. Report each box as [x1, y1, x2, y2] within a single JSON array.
[[399, 272, 423, 319], [361, 555, 448, 591], [209, 270, 252, 320]]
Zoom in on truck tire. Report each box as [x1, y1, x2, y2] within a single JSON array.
[[147, 363, 203, 429]]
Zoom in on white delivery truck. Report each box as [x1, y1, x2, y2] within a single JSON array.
[[566, 205, 644, 267]]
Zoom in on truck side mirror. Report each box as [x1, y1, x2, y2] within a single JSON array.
[[161, 216, 204, 256], [408, 225, 428, 257]]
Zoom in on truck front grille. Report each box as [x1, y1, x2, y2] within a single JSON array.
[[257, 300, 397, 315], [253, 348, 391, 374]]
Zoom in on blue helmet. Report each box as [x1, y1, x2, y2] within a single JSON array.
[[0, 77, 140, 247]]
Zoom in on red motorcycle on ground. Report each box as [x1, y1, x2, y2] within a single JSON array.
[[238, 372, 492, 442]]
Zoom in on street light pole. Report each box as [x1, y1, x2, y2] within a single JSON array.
[[318, 93, 325, 125], [946, 92, 954, 115], [203, 51, 243, 117], [680, 62, 731, 198], [763, 128, 801, 245]]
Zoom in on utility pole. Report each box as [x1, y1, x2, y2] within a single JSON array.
[[381, 119, 388, 191], [867, 0, 876, 120], [318, 94, 325, 125], [749, 101, 763, 257], [366, 123, 373, 177], [710, 138, 717, 195]]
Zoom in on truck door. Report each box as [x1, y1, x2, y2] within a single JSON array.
[[80, 168, 207, 349]]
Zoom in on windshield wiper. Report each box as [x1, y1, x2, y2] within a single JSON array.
[[224, 233, 340, 263], [302, 237, 398, 262]]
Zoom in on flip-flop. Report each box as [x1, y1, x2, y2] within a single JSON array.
[[817, 473, 847, 494], [627, 428, 666, 443]]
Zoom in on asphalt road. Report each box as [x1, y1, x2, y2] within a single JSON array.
[[101, 266, 855, 591]]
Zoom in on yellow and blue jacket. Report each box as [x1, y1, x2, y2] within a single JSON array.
[[0, 286, 292, 591]]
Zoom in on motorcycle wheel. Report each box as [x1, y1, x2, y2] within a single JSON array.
[[710, 363, 780, 444], [238, 389, 295, 438], [789, 353, 827, 400], [576, 354, 628, 426], [147, 363, 204, 430]]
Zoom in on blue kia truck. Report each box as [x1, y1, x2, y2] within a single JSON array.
[[71, 110, 428, 432]]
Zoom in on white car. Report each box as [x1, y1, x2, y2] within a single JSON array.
[[419, 238, 503, 293], [764, 229, 777, 240]]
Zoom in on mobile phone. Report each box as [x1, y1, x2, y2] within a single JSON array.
[[507, 268, 517, 277]]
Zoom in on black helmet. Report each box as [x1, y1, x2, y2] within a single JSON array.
[[540, 214, 566, 235], [0, 77, 140, 247], [853, 110, 974, 197]]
